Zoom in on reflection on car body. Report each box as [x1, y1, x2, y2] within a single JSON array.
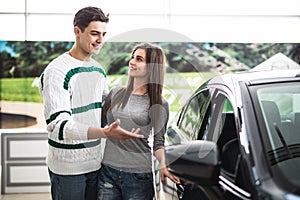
[[162, 69, 300, 199]]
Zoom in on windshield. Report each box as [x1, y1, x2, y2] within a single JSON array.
[[254, 82, 300, 189]]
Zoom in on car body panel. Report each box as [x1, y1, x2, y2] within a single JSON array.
[[163, 69, 300, 199]]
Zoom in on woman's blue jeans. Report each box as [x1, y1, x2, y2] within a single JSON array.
[[98, 164, 154, 200], [49, 169, 99, 200]]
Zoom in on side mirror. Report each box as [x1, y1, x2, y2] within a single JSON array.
[[165, 140, 220, 186]]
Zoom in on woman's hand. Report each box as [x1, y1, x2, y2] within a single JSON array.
[[160, 166, 180, 185]]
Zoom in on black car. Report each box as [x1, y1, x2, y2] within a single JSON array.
[[163, 69, 300, 199]]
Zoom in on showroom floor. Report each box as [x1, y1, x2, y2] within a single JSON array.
[[0, 191, 178, 200], [0, 193, 178, 200], [0, 193, 51, 200]]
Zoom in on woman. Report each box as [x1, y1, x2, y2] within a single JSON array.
[[98, 43, 180, 200]]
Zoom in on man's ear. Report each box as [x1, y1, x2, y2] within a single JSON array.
[[74, 26, 81, 36]]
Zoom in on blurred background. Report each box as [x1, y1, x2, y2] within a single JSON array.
[[0, 0, 299, 199]]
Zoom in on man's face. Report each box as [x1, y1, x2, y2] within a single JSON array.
[[76, 21, 107, 56]]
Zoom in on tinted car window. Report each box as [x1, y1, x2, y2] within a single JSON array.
[[251, 82, 300, 190], [200, 91, 235, 143], [199, 91, 251, 194], [177, 89, 210, 140]]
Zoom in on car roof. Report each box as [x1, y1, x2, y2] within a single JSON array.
[[209, 69, 300, 86]]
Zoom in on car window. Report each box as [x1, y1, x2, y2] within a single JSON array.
[[199, 91, 252, 195], [200, 91, 234, 144], [257, 83, 300, 148], [207, 92, 236, 152], [252, 82, 300, 189], [177, 89, 210, 140]]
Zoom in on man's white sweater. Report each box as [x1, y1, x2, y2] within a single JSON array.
[[39, 52, 108, 175]]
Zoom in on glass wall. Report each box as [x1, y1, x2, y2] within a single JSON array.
[[0, 0, 299, 42]]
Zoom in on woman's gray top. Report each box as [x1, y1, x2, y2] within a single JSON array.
[[101, 87, 169, 173]]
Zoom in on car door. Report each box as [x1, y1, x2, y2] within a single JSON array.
[[197, 88, 253, 199], [162, 88, 212, 197]]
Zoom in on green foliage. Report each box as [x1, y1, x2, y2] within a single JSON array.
[[3, 41, 73, 78], [0, 51, 17, 77], [1, 41, 299, 78], [216, 43, 300, 68], [96, 42, 300, 74], [94, 42, 136, 74], [0, 78, 42, 102], [160, 43, 212, 72]]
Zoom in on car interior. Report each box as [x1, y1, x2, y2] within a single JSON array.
[[217, 113, 240, 180], [261, 100, 283, 148], [261, 100, 300, 148]]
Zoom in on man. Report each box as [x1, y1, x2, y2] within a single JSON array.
[[39, 6, 142, 200]]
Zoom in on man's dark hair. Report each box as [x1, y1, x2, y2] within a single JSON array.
[[73, 6, 109, 32]]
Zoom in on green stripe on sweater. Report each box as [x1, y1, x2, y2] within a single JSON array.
[[71, 102, 102, 114], [63, 66, 106, 90], [48, 139, 100, 149], [46, 111, 71, 125], [59, 120, 68, 140]]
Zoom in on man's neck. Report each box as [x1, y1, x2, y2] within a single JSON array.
[[69, 46, 91, 61]]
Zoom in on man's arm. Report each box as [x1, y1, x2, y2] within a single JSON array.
[[88, 119, 142, 140]]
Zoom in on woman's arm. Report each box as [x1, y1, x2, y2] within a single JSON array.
[[155, 148, 180, 185]]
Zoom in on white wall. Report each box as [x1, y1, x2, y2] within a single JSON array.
[[0, 0, 300, 42]]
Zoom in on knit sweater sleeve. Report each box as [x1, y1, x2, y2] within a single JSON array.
[[39, 65, 89, 141]]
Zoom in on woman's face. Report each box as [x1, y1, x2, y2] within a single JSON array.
[[128, 48, 147, 78]]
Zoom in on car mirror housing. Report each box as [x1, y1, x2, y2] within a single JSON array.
[[165, 140, 220, 186]]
